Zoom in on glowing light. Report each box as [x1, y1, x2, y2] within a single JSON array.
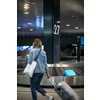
[[41, 16, 43, 27], [18, 27, 21, 29], [75, 27, 78, 29], [47, 64, 51, 67], [57, 21, 60, 23], [30, 29, 33, 31], [66, 24, 70, 26], [28, 23, 31, 25], [62, 64, 67, 67], [57, 64, 60, 67], [36, 17, 40, 27], [24, 12, 29, 14], [24, 3, 29, 10]]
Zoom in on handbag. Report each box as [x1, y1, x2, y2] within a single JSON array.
[[23, 49, 41, 77]]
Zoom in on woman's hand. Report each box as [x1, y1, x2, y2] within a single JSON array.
[[26, 54, 29, 58], [47, 74, 50, 79]]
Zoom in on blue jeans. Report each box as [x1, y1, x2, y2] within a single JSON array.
[[30, 73, 47, 100]]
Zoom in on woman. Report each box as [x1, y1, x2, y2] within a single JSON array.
[[28, 39, 54, 100]]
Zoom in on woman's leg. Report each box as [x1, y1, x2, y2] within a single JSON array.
[[36, 73, 47, 96], [30, 73, 40, 100], [30, 73, 53, 100], [36, 73, 53, 99], [44, 93, 50, 99]]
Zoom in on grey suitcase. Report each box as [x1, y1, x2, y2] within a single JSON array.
[[48, 78, 82, 100]]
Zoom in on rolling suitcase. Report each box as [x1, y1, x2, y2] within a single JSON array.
[[48, 78, 82, 100]]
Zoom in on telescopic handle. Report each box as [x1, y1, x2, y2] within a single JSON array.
[[48, 77, 57, 87]]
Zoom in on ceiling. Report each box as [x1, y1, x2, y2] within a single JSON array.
[[17, 0, 84, 36]]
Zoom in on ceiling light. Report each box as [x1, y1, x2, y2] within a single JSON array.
[[30, 29, 33, 31], [18, 27, 21, 29], [24, 3, 29, 9], [32, 3, 35, 4], [57, 21, 60, 23], [28, 23, 31, 25], [66, 24, 70, 26], [75, 27, 78, 29], [72, 15, 74, 17], [24, 12, 29, 14]]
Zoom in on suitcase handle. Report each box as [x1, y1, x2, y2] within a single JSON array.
[[48, 78, 57, 87]]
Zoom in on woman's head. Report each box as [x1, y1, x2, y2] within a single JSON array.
[[33, 39, 42, 48]]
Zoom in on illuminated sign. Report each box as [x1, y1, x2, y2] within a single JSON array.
[[77, 40, 79, 42], [54, 24, 60, 35]]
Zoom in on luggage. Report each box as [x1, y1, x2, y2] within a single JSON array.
[[48, 78, 82, 100], [64, 70, 76, 76]]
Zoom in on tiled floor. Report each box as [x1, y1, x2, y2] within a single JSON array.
[[17, 86, 84, 100]]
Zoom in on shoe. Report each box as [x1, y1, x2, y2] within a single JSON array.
[[48, 96, 54, 100]]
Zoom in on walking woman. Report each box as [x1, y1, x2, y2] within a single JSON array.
[[28, 39, 54, 100]]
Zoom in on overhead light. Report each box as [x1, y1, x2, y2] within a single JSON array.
[[72, 15, 74, 17], [32, 3, 35, 4], [24, 12, 29, 14], [18, 27, 21, 29], [57, 21, 60, 23], [28, 23, 31, 25], [66, 24, 70, 26], [75, 27, 78, 29], [24, 3, 29, 9], [30, 29, 33, 31]]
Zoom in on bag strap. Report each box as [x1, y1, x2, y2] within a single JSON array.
[[34, 48, 41, 61]]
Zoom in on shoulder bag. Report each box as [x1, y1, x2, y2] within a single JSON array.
[[23, 49, 41, 77]]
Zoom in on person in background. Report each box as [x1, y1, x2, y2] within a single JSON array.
[[28, 39, 54, 100]]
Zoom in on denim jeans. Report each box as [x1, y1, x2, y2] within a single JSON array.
[[30, 73, 47, 100]]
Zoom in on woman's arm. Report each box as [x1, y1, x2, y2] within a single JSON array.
[[28, 50, 34, 64], [45, 53, 50, 78]]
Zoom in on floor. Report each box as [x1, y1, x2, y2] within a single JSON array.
[[17, 86, 84, 100]]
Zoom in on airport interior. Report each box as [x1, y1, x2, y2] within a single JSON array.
[[17, 0, 84, 100]]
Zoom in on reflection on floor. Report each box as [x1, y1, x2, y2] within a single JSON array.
[[17, 86, 84, 100]]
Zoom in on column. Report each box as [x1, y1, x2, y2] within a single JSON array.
[[43, 0, 60, 64]]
